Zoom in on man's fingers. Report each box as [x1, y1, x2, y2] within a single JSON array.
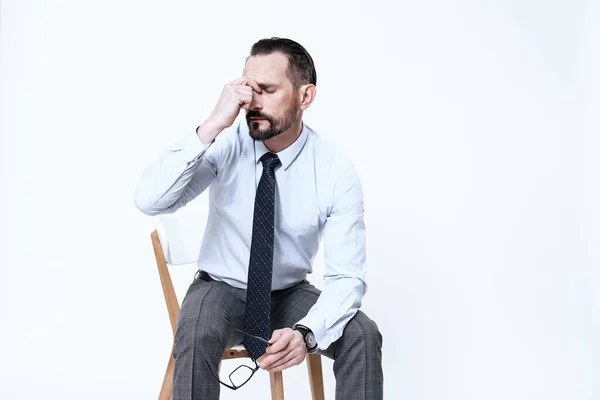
[[256, 353, 267, 366], [268, 351, 306, 373], [234, 84, 253, 92], [228, 77, 262, 94], [268, 359, 298, 373], [268, 330, 282, 345], [235, 92, 253, 109], [231, 86, 253, 109], [259, 345, 292, 370], [266, 348, 301, 371], [229, 76, 248, 85], [233, 86, 253, 97], [268, 332, 293, 353], [260, 330, 308, 371], [244, 78, 262, 94]]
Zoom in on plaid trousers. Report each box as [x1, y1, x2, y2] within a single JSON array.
[[172, 274, 383, 399]]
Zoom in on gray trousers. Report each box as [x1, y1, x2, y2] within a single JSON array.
[[172, 273, 383, 399]]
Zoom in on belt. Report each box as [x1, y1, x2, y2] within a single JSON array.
[[194, 270, 214, 282]]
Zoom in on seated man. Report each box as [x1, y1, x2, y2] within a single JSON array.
[[134, 37, 383, 400]]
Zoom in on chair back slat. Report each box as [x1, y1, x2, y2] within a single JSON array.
[[151, 230, 180, 335]]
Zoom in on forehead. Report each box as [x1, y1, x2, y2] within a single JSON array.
[[243, 52, 289, 85]]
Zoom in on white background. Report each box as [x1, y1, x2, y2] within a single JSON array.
[[1, 0, 599, 399]]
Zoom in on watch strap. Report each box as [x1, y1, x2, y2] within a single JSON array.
[[294, 325, 318, 353]]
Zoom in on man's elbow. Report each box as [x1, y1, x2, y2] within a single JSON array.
[[133, 189, 172, 216], [134, 195, 160, 216]]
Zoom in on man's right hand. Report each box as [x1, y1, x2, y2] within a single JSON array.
[[197, 77, 262, 144]]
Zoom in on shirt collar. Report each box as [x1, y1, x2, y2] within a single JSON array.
[[253, 121, 308, 171]]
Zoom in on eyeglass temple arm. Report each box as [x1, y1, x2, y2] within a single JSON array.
[[234, 328, 272, 346]]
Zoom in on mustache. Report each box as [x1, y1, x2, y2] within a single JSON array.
[[246, 110, 272, 121]]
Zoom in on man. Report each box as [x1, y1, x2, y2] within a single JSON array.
[[134, 37, 383, 399]]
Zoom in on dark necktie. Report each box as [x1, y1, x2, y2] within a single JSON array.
[[243, 152, 281, 361]]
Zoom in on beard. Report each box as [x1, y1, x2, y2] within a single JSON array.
[[246, 100, 300, 141]]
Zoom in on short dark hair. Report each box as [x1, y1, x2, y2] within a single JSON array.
[[247, 37, 317, 90]]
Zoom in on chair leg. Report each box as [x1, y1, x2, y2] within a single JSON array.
[[307, 354, 325, 400], [159, 354, 175, 400], [269, 371, 284, 400]]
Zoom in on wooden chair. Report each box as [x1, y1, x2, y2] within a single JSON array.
[[150, 213, 325, 400]]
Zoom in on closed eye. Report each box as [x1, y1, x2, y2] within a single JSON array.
[[258, 83, 277, 93]]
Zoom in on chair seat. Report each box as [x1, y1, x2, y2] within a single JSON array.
[[222, 345, 250, 360]]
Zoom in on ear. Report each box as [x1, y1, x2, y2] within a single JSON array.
[[299, 84, 317, 110]]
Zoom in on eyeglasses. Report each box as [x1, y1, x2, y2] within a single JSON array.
[[205, 328, 271, 390]]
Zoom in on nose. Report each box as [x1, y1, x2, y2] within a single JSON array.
[[249, 91, 262, 111]]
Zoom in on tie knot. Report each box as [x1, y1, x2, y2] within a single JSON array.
[[260, 152, 281, 170]]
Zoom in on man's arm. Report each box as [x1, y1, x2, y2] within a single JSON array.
[[134, 76, 262, 215], [294, 164, 367, 350], [133, 121, 226, 216], [259, 164, 367, 373]]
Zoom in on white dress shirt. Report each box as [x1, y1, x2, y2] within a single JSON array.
[[134, 118, 367, 350]]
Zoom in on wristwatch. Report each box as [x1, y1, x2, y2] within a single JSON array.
[[294, 325, 319, 353]]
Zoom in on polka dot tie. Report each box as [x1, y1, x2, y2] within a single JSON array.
[[243, 152, 281, 361]]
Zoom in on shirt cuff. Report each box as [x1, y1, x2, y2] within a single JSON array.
[[294, 314, 342, 351], [176, 131, 213, 163]]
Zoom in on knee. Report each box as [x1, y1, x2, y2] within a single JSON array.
[[346, 312, 383, 350], [173, 318, 229, 359]]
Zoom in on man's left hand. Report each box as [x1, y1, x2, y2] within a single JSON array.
[[258, 328, 307, 373]]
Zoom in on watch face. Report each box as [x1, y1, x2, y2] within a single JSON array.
[[306, 332, 317, 348]]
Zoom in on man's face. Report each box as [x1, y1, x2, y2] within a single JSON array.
[[243, 52, 301, 141]]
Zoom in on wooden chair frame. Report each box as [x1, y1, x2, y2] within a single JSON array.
[[150, 229, 325, 399]]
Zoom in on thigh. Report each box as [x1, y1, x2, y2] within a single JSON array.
[[173, 278, 246, 358], [270, 280, 321, 333]]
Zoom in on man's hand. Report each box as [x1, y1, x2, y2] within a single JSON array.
[[258, 328, 307, 373], [197, 77, 262, 144]]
